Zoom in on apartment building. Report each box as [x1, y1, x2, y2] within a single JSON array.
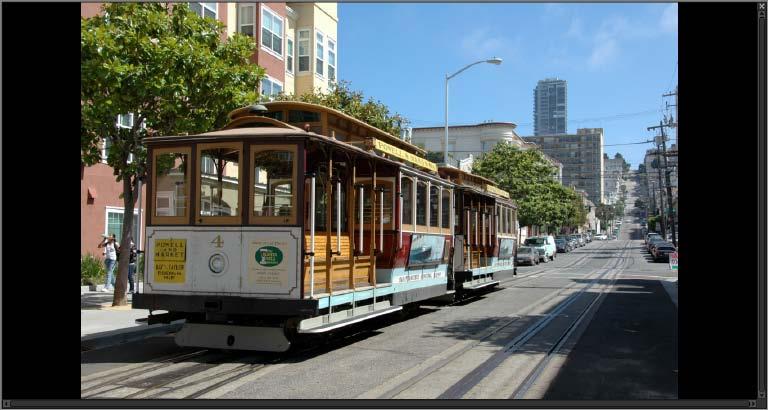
[[533, 78, 567, 136], [603, 154, 627, 205], [229, 2, 338, 98], [523, 128, 605, 206], [411, 122, 563, 182], [81, 2, 338, 256]]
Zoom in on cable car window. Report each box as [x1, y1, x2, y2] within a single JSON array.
[[262, 111, 284, 121], [252, 150, 293, 218], [288, 110, 320, 123], [416, 181, 427, 226], [313, 170, 347, 232], [429, 185, 439, 227], [153, 149, 189, 220], [199, 146, 240, 217], [362, 182, 392, 225], [442, 189, 451, 229], [402, 177, 413, 225]]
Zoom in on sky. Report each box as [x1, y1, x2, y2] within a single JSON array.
[[338, 3, 678, 170]]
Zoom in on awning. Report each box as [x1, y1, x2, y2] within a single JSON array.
[[87, 187, 97, 200]]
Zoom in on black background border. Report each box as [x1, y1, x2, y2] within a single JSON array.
[[1, 1, 765, 405]]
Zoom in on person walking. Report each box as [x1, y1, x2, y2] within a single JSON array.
[[98, 234, 119, 292], [127, 240, 137, 294]]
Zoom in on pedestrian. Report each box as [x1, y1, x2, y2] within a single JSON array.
[[98, 233, 119, 292], [127, 239, 137, 294]]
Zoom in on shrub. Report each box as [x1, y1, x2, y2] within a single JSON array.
[[81, 253, 105, 286]]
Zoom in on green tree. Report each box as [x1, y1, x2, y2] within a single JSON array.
[[472, 142, 578, 232], [275, 80, 410, 140], [81, 3, 264, 306]]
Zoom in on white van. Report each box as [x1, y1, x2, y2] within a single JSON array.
[[523, 235, 557, 262]]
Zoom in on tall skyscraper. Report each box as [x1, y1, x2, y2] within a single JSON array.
[[533, 78, 567, 136]]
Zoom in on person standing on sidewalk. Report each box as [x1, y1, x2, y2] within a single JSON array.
[[98, 234, 119, 292], [127, 240, 137, 294]]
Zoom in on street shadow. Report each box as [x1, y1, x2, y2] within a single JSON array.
[[542, 278, 678, 399]]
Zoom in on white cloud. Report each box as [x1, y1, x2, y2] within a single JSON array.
[[461, 28, 510, 60], [659, 3, 678, 33], [565, 16, 584, 40], [588, 38, 619, 69]]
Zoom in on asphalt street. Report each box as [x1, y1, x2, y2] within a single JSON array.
[[80, 175, 677, 400]]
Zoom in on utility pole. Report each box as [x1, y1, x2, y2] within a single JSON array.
[[648, 124, 666, 238], [648, 121, 677, 246]]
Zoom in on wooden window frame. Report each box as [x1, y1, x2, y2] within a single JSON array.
[[356, 177, 395, 231], [150, 146, 192, 225], [401, 175, 415, 232], [196, 142, 243, 225], [415, 180, 429, 233], [249, 144, 299, 226]]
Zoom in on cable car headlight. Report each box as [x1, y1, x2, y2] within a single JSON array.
[[209, 253, 227, 274]]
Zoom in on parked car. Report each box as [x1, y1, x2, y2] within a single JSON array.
[[567, 235, 581, 248], [645, 232, 662, 244], [524, 235, 557, 262], [555, 238, 570, 253], [594, 233, 608, 240], [516, 246, 540, 266], [652, 244, 677, 262], [576, 234, 586, 247], [647, 238, 668, 253]]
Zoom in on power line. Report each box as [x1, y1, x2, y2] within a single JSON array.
[[409, 108, 666, 128]]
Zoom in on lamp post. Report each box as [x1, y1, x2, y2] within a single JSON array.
[[444, 57, 503, 166]]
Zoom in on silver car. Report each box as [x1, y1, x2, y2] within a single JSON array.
[[515, 246, 539, 266]]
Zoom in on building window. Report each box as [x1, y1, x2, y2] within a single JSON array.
[[286, 38, 294, 74], [261, 77, 283, 100], [481, 140, 495, 152], [298, 30, 310, 72], [237, 4, 255, 37], [442, 189, 451, 229], [105, 207, 141, 248], [327, 39, 336, 82], [190, 2, 217, 19], [261, 7, 283, 56], [315, 31, 324, 77]]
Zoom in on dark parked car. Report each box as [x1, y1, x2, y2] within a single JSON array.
[[647, 238, 668, 254], [555, 238, 570, 253], [653, 244, 677, 262], [516, 246, 540, 266]]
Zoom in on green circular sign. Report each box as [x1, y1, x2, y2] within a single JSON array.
[[255, 246, 283, 267]]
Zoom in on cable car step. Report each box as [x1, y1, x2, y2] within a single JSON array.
[[298, 301, 402, 334], [463, 279, 500, 290]]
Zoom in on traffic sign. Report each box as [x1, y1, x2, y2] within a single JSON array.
[[669, 252, 678, 271]]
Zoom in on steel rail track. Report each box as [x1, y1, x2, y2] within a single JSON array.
[[436, 241, 632, 399], [509, 240, 635, 399], [366, 241, 630, 399]]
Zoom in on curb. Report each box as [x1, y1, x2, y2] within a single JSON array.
[[81, 320, 185, 352]]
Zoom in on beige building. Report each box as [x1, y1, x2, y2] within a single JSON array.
[[523, 128, 605, 206], [227, 2, 338, 98], [411, 122, 563, 182]]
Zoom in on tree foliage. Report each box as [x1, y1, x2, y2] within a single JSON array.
[[81, 3, 264, 305], [274, 80, 410, 140], [472, 143, 586, 231]]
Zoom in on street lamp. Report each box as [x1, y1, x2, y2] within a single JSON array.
[[444, 57, 503, 165]]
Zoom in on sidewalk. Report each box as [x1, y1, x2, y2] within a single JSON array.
[[81, 288, 181, 351]]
